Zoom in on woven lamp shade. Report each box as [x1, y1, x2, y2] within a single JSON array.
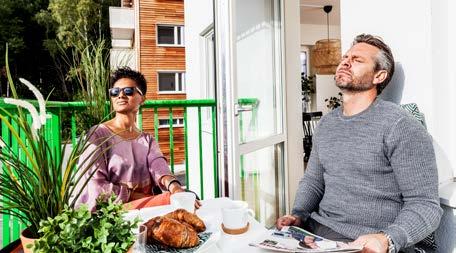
[[311, 39, 341, 74]]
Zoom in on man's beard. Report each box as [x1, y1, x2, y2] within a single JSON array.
[[335, 72, 376, 92]]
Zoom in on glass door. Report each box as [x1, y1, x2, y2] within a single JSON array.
[[215, 0, 285, 227]]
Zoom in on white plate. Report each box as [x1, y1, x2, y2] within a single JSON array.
[[123, 205, 221, 252]]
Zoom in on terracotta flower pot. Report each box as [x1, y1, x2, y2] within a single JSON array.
[[20, 228, 37, 253]]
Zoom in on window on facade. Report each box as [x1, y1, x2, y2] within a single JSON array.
[[158, 118, 184, 128], [157, 25, 184, 46], [158, 72, 185, 93]]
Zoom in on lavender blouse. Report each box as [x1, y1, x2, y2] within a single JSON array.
[[76, 124, 171, 210]]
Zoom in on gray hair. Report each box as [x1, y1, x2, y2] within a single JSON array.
[[352, 34, 395, 95]]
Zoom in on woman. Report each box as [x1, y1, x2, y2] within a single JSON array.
[[76, 67, 188, 210]]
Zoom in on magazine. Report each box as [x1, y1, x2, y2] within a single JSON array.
[[249, 226, 363, 253]]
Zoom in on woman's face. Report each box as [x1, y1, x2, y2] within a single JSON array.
[[110, 78, 145, 114]]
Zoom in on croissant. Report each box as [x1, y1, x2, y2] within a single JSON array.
[[144, 216, 199, 248], [164, 208, 206, 232]]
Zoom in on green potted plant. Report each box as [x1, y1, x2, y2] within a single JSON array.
[[0, 50, 113, 251], [325, 92, 343, 110], [301, 73, 315, 112], [31, 195, 138, 253]]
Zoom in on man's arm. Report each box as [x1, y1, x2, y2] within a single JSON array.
[[291, 141, 326, 222], [378, 115, 442, 251]]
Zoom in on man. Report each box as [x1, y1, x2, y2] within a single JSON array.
[[277, 34, 442, 253]]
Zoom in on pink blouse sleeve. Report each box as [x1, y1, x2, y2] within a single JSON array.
[[75, 127, 130, 210], [147, 136, 172, 191]]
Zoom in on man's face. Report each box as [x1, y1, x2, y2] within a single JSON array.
[[335, 42, 380, 92]]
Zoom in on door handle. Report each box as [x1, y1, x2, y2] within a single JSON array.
[[234, 103, 254, 116]]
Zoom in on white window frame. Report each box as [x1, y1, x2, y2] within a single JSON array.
[[157, 71, 186, 94], [156, 24, 185, 47], [158, 118, 185, 128], [300, 45, 311, 77]]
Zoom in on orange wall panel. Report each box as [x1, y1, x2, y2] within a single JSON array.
[[139, 0, 186, 164]]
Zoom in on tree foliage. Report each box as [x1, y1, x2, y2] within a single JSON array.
[[36, 0, 111, 50], [0, 0, 55, 98], [0, 0, 119, 100]]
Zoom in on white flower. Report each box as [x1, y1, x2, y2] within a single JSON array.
[[4, 98, 42, 137], [19, 78, 47, 125]]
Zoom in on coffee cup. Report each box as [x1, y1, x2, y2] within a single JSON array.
[[221, 200, 254, 233], [170, 192, 196, 213]]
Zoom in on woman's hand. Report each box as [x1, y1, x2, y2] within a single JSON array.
[[168, 181, 185, 194], [169, 185, 202, 209], [162, 175, 202, 209]]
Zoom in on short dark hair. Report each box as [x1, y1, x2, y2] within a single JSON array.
[[352, 34, 395, 95], [110, 67, 147, 95]]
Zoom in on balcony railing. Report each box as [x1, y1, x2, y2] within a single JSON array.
[[0, 97, 260, 247], [0, 98, 218, 247]]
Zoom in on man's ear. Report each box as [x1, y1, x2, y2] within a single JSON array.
[[373, 70, 387, 85], [141, 96, 146, 105]]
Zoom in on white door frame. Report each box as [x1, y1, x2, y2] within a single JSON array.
[[214, 0, 287, 215]]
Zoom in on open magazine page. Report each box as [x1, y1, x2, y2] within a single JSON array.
[[248, 226, 363, 253]]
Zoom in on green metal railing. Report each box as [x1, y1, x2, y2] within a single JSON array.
[[0, 98, 218, 247]]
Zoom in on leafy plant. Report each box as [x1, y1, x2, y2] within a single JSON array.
[[32, 195, 138, 253], [62, 39, 110, 128], [0, 48, 112, 237], [301, 73, 315, 103], [325, 92, 343, 110]]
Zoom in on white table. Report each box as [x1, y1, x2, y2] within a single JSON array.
[[195, 197, 269, 253], [125, 197, 270, 252]]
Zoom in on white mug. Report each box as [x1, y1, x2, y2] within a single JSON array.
[[222, 200, 254, 230], [170, 192, 196, 213]]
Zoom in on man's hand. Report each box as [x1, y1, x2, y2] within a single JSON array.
[[276, 214, 302, 230], [350, 233, 388, 253]]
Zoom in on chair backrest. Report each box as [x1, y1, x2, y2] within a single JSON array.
[[302, 111, 322, 163]]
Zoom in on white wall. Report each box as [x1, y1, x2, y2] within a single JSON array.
[[315, 75, 340, 114], [184, 0, 216, 199], [340, 0, 456, 176], [300, 24, 340, 46], [284, 0, 304, 212], [431, 0, 456, 180]]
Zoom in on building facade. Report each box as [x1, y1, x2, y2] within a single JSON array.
[[110, 0, 187, 167]]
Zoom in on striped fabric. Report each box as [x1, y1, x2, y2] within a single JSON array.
[[400, 103, 427, 129]]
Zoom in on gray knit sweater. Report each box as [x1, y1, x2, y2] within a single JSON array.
[[292, 98, 442, 252]]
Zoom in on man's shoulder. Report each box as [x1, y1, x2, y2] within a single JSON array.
[[376, 99, 408, 115], [376, 100, 429, 142], [374, 99, 415, 123]]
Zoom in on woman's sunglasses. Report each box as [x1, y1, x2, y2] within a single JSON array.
[[109, 87, 143, 97]]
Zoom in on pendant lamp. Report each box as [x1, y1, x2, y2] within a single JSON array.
[[311, 5, 341, 74]]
